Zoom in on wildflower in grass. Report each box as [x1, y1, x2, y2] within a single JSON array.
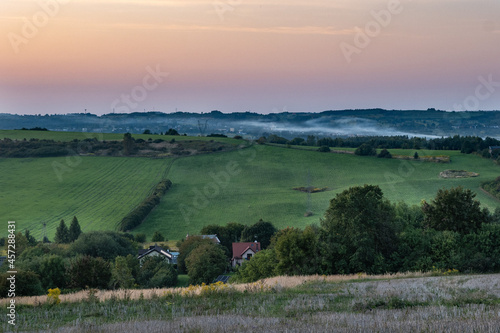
[[47, 288, 61, 305]]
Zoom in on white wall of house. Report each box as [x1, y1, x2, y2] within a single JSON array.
[[232, 248, 256, 267]]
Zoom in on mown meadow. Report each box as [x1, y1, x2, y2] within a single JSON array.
[[0, 156, 173, 238], [1, 272, 499, 332], [139, 144, 500, 240], [0, 129, 499, 241]]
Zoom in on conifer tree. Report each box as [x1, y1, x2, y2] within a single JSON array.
[[69, 216, 82, 242], [55, 219, 69, 244]]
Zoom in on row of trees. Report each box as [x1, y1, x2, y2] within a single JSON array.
[[118, 179, 173, 231], [54, 216, 82, 244], [261, 134, 500, 157], [235, 185, 500, 282]]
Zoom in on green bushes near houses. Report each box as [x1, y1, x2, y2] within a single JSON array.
[[234, 185, 500, 283]]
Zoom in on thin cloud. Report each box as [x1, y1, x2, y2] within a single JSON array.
[[102, 23, 354, 36]]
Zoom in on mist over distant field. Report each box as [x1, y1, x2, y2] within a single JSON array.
[[0, 110, 499, 139], [237, 117, 441, 139]]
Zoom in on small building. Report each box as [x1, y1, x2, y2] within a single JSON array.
[[231, 242, 261, 268], [489, 146, 500, 154], [186, 233, 221, 244], [137, 245, 177, 265]]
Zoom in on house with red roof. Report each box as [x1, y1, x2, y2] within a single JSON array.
[[231, 241, 261, 267]]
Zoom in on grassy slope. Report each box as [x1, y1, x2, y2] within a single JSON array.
[[1, 129, 499, 240], [138, 144, 500, 240], [0, 157, 173, 239]]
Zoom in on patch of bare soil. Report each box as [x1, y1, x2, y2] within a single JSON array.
[[439, 170, 479, 178]]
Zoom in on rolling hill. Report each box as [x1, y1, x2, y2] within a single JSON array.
[[1, 130, 499, 241]]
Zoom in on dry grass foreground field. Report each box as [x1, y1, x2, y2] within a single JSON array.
[[2, 272, 500, 332]]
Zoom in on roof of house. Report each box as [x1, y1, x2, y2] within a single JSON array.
[[489, 146, 500, 150], [186, 233, 221, 244], [137, 245, 172, 260], [232, 242, 261, 259]]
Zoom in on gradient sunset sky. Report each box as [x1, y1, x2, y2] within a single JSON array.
[[1, 0, 499, 115]]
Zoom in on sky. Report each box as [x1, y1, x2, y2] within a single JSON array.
[[0, 0, 499, 115]]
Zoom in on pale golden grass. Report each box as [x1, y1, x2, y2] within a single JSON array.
[[0, 271, 430, 306], [256, 271, 430, 289]]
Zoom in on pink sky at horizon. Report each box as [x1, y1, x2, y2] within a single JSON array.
[[0, 0, 499, 115]]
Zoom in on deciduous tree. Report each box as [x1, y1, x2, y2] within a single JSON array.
[[320, 185, 397, 274], [241, 220, 277, 249], [111, 256, 135, 289], [123, 133, 135, 155], [67, 255, 111, 289], [186, 243, 227, 285], [422, 186, 488, 234], [177, 236, 214, 274]]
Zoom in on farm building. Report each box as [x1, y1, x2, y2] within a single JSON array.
[[231, 241, 261, 267], [137, 245, 178, 265]]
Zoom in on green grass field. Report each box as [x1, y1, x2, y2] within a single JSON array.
[[0, 156, 173, 239], [1, 130, 499, 241], [137, 144, 500, 240]]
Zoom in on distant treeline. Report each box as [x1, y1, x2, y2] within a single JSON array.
[[118, 179, 172, 231], [18, 127, 49, 131], [262, 134, 500, 156], [0, 138, 122, 158], [0, 135, 233, 158]]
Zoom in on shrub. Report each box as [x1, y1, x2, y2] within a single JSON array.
[[151, 231, 165, 242], [138, 256, 177, 288], [67, 256, 112, 289], [354, 143, 376, 156], [70, 231, 136, 260], [377, 149, 392, 158], [0, 271, 44, 297], [134, 233, 147, 243]]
